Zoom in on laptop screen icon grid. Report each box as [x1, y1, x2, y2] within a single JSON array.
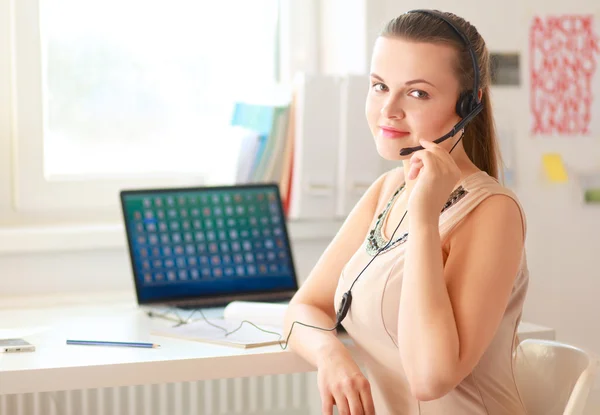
[[121, 184, 298, 305]]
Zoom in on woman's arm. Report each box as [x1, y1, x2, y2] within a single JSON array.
[[284, 170, 399, 415], [283, 169, 395, 363], [398, 193, 524, 401]]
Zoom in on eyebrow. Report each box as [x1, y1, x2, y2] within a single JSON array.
[[370, 73, 437, 89]]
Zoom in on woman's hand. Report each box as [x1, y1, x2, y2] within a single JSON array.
[[407, 139, 461, 224], [317, 347, 375, 415]]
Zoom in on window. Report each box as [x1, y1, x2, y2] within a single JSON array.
[[10, 0, 280, 215]]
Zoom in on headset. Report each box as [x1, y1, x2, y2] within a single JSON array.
[[399, 9, 484, 156], [187, 10, 485, 350]]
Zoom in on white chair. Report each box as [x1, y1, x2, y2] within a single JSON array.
[[514, 338, 599, 415]]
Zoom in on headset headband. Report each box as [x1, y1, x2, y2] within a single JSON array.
[[406, 9, 480, 105]]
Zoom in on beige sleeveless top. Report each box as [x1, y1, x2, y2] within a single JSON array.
[[334, 170, 529, 415]]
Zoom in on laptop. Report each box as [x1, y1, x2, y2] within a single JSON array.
[[120, 183, 298, 317]]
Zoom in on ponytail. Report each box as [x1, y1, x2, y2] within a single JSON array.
[[462, 88, 501, 180]]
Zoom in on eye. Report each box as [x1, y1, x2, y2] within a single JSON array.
[[409, 89, 430, 99], [371, 82, 388, 92]]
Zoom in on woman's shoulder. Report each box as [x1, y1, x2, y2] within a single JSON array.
[[462, 171, 521, 202], [458, 170, 527, 237]]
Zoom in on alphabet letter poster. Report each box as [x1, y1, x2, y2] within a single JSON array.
[[529, 15, 600, 136]]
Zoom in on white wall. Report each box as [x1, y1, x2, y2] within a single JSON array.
[[0, 238, 329, 298], [318, 0, 368, 75]]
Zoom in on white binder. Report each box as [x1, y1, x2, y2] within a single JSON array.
[[336, 74, 390, 217], [288, 73, 342, 219]]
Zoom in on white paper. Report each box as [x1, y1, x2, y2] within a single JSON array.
[[223, 301, 288, 328]]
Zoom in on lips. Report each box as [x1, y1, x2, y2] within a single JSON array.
[[379, 126, 410, 139]]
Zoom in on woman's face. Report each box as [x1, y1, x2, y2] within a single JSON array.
[[366, 36, 463, 160]]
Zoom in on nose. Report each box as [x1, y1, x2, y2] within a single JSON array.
[[380, 97, 405, 119]]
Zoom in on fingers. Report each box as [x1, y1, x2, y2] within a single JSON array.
[[419, 139, 447, 153], [419, 138, 439, 149], [321, 393, 334, 415], [359, 385, 376, 415], [418, 139, 452, 160], [331, 390, 351, 415], [418, 142, 449, 164], [318, 367, 372, 415], [346, 392, 365, 415], [408, 149, 429, 180], [323, 382, 372, 415], [409, 139, 457, 180], [410, 146, 435, 165], [407, 159, 423, 180]]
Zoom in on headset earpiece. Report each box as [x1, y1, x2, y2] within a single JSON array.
[[456, 90, 476, 118]]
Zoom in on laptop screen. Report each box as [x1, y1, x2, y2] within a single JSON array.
[[120, 183, 298, 305]]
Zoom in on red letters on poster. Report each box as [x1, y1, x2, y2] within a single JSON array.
[[530, 15, 600, 135]]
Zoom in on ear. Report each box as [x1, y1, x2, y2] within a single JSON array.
[[477, 89, 483, 101]]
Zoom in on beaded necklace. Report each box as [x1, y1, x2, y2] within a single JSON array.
[[365, 184, 468, 256]]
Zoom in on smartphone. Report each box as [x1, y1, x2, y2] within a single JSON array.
[[0, 338, 36, 353]]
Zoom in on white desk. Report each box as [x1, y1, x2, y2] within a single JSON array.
[[0, 300, 555, 396]]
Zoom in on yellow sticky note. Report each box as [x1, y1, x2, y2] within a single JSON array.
[[542, 153, 568, 183]]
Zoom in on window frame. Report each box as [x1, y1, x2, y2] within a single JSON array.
[[0, 0, 13, 220], [7, 0, 319, 221]]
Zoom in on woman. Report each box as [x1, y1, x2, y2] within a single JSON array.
[[283, 9, 529, 415]]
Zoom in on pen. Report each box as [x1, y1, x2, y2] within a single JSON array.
[[66, 340, 160, 348]]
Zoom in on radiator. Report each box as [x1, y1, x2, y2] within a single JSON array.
[[0, 373, 317, 415]]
